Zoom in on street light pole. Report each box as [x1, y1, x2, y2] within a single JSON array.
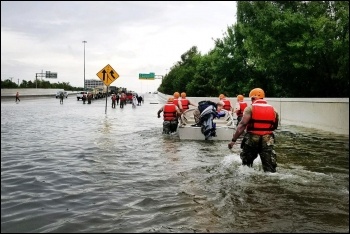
[[82, 40, 87, 90]]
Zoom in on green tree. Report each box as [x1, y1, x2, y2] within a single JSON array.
[[154, 1, 348, 98], [235, 1, 349, 97], [1, 79, 18, 88]]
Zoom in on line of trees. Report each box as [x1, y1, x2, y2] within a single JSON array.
[[1, 78, 83, 91], [1, 78, 134, 94], [158, 1, 349, 98]]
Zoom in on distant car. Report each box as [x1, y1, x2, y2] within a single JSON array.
[[56, 91, 68, 98], [76, 91, 88, 101], [153, 91, 158, 94]]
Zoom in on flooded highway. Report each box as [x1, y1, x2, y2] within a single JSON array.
[[1, 93, 348, 233]]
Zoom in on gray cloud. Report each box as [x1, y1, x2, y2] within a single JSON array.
[[1, 1, 237, 92]]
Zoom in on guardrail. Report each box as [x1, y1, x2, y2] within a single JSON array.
[[1, 89, 78, 97], [157, 92, 349, 136]]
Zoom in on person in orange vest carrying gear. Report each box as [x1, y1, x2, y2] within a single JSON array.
[[178, 92, 197, 113], [172, 91, 182, 125], [111, 94, 117, 108], [120, 92, 126, 108], [157, 97, 182, 134], [219, 94, 232, 112], [234, 94, 248, 126], [173, 91, 180, 108], [228, 88, 279, 173]]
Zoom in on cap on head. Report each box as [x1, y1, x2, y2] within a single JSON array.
[[181, 92, 186, 98], [173, 92, 180, 98], [219, 94, 225, 99], [249, 88, 265, 99], [237, 94, 244, 101], [168, 97, 174, 102]]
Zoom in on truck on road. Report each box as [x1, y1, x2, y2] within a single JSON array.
[[76, 91, 88, 101]]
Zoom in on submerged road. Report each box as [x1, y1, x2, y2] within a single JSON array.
[[1, 93, 349, 233]]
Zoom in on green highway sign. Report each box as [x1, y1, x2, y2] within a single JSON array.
[[139, 72, 155, 80], [45, 71, 57, 78]]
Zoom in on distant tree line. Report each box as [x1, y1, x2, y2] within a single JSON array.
[[158, 1, 349, 98], [1, 78, 83, 91], [1, 78, 134, 94]]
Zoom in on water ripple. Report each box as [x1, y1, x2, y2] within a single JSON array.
[[1, 96, 349, 233]]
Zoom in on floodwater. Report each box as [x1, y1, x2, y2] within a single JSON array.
[[1, 94, 349, 233]]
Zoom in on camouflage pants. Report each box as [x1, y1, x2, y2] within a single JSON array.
[[163, 120, 178, 134], [193, 108, 201, 124], [240, 132, 277, 172]]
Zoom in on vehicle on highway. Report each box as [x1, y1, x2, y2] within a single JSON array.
[[76, 91, 88, 101], [56, 91, 68, 98], [126, 92, 134, 103]]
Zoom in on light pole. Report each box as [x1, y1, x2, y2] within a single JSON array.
[[82, 40, 87, 90]]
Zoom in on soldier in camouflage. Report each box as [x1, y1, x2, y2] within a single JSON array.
[[228, 88, 279, 172]]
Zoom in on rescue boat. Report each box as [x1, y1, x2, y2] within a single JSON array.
[[177, 108, 236, 140]]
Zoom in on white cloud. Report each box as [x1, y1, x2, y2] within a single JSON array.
[[1, 1, 237, 93]]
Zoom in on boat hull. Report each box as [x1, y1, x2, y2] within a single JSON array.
[[178, 124, 235, 140], [177, 108, 236, 141]]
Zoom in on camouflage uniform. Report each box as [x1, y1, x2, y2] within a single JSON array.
[[240, 105, 278, 172], [240, 132, 277, 172], [158, 100, 181, 134], [163, 120, 179, 134], [193, 108, 201, 124]]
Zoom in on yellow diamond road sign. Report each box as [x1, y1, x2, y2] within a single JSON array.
[[96, 64, 119, 86]]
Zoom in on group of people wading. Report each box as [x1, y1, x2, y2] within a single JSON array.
[[111, 92, 143, 109], [157, 92, 197, 134], [81, 93, 93, 104], [157, 88, 279, 173]]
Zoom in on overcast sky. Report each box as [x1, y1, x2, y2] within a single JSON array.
[[1, 1, 237, 93]]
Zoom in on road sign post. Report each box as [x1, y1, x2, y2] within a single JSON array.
[[96, 64, 120, 114]]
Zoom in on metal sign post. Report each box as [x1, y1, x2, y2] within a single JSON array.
[[96, 64, 119, 114], [105, 86, 109, 114]]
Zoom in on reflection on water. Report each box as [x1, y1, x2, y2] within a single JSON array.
[[1, 95, 349, 233]]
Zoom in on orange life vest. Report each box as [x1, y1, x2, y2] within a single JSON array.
[[222, 99, 231, 111], [173, 98, 179, 107], [163, 104, 177, 121], [237, 101, 248, 117], [180, 99, 189, 111], [246, 100, 276, 135]]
